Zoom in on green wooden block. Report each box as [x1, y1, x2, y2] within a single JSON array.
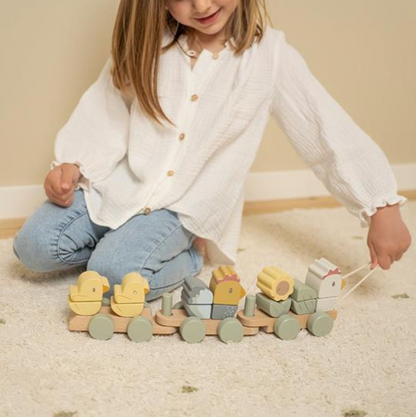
[[255, 293, 291, 318], [291, 279, 317, 301], [291, 298, 317, 315]]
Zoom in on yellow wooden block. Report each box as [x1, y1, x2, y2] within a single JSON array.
[[256, 266, 295, 301], [69, 271, 110, 302], [110, 297, 144, 318], [68, 296, 102, 316], [114, 272, 149, 304], [209, 265, 246, 305]]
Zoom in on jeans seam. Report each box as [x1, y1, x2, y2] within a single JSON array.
[[56, 210, 91, 265]]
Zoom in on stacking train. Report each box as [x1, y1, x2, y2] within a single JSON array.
[[68, 257, 346, 343]]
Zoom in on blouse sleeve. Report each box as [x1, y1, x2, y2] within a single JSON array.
[[50, 56, 130, 192], [269, 30, 407, 227]]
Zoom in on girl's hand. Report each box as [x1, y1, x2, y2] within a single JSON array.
[[44, 163, 81, 207], [367, 204, 412, 270]]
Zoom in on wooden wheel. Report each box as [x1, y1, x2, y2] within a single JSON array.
[[180, 317, 205, 343], [88, 313, 114, 341], [127, 316, 153, 342], [273, 314, 300, 340]]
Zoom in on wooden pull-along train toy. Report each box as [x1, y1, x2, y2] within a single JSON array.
[[67, 257, 370, 343]]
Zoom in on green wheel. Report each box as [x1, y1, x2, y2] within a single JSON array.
[[127, 316, 153, 342], [88, 313, 114, 341], [273, 314, 300, 340], [172, 301, 185, 309], [307, 311, 334, 337], [218, 317, 244, 343], [180, 317, 206, 343]]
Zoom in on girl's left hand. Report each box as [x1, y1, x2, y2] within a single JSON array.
[[367, 203, 412, 270]]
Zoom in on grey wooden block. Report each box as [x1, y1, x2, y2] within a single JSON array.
[[211, 304, 237, 320], [291, 279, 317, 301], [183, 300, 212, 319], [181, 276, 213, 305], [290, 298, 317, 315], [255, 293, 291, 318]]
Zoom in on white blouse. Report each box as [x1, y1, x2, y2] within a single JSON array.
[[51, 25, 407, 266]]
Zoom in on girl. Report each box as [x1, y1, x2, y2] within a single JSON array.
[[13, 0, 411, 300]]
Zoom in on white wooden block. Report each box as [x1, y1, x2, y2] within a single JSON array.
[[305, 257, 342, 299], [316, 297, 338, 312]]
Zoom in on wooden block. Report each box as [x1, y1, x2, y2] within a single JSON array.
[[256, 266, 294, 301], [183, 300, 212, 319], [69, 271, 110, 303], [291, 279, 317, 301], [211, 304, 238, 320], [113, 272, 149, 304], [209, 265, 246, 305], [290, 299, 317, 315], [181, 276, 213, 305], [69, 307, 177, 335], [255, 293, 291, 317], [316, 296, 338, 312], [305, 258, 342, 299]]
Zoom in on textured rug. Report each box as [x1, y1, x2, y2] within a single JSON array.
[[1, 201, 415, 417]]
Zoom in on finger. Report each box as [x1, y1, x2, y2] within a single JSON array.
[[396, 252, 403, 261], [368, 240, 378, 270], [46, 182, 73, 202], [61, 166, 76, 191], [377, 252, 392, 270]]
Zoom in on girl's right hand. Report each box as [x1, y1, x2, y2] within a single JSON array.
[[44, 163, 81, 207]]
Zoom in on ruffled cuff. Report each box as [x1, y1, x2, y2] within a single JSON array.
[[358, 194, 408, 228], [50, 160, 91, 192]]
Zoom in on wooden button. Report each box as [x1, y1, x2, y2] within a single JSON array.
[[179, 133, 185, 141], [167, 170, 174, 176], [144, 207, 151, 214], [191, 94, 199, 102], [212, 53, 219, 60]]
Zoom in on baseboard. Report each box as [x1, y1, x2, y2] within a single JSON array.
[[1, 163, 415, 220]]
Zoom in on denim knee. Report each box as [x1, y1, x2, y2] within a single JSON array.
[[13, 222, 62, 273]]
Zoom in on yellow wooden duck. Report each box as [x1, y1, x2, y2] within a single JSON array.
[[110, 272, 150, 318], [68, 271, 110, 316]]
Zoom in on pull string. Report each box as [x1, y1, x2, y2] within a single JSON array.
[[337, 262, 379, 304], [342, 262, 371, 280]]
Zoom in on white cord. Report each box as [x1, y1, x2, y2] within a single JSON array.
[[342, 262, 371, 279], [337, 264, 380, 304]]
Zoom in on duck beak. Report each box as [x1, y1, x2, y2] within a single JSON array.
[[341, 279, 346, 290], [101, 277, 110, 293]]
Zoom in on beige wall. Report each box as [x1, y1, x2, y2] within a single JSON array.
[[1, 0, 415, 187]]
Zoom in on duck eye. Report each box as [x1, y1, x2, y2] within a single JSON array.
[[92, 287, 96, 292], [228, 288, 233, 293], [332, 281, 335, 287]]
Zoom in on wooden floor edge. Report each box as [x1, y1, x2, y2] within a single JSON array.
[[1, 190, 415, 239]]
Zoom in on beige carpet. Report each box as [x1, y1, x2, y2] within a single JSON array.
[[1, 202, 415, 417]]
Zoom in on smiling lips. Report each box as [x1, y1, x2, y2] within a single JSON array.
[[195, 8, 221, 24]]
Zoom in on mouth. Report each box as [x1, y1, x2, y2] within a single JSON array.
[[194, 8, 221, 24]]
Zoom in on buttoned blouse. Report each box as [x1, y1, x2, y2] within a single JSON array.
[[51, 25, 407, 266]]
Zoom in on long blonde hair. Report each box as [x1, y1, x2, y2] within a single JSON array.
[[111, 0, 273, 128]]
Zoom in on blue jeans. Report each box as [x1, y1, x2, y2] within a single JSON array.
[[12, 189, 204, 301]]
